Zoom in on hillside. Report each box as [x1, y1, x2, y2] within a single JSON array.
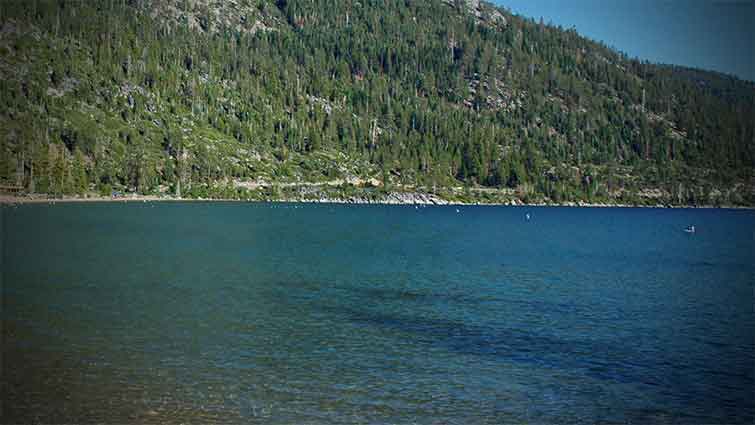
[[1, 0, 753, 205]]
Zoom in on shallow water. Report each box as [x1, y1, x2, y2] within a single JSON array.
[[2, 202, 754, 423]]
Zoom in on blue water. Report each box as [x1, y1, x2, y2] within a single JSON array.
[[2, 203, 754, 423]]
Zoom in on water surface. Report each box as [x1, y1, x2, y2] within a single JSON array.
[[2, 203, 754, 423]]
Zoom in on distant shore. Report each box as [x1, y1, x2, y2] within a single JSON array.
[[2, 193, 752, 209]]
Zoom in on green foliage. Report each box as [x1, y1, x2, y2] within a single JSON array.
[[0, 0, 752, 204]]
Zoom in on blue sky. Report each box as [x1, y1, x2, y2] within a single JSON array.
[[492, 0, 754, 82]]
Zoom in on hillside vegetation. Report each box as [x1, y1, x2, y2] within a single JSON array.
[[1, 0, 753, 205]]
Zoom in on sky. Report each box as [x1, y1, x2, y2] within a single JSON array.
[[493, 0, 754, 82]]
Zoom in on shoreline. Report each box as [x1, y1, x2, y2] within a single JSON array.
[[2, 193, 753, 210]]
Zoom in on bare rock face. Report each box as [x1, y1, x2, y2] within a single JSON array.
[[484, 8, 507, 26], [463, 0, 481, 10], [442, 0, 507, 28], [141, 0, 280, 35]]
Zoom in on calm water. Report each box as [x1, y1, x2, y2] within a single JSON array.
[[2, 202, 754, 424]]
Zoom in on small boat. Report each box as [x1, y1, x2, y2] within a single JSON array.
[[684, 225, 695, 234], [525, 213, 531, 221]]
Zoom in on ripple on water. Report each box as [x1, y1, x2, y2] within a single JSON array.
[[2, 204, 754, 424]]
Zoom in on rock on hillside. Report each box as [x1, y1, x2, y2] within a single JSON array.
[[141, 0, 281, 35], [442, 0, 507, 27]]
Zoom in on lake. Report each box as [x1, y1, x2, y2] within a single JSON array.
[[2, 202, 754, 423]]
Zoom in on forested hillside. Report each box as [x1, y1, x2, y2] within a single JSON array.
[[1, 0, 753, 205]]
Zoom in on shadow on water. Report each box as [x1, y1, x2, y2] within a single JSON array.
[[267, 273, 754, 411], [338, 284, 489, 305], [333, 304, 636, 371], [326, 302, 754, 420]]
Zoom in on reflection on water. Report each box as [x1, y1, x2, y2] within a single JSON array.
[[2, 203, 754, 423]]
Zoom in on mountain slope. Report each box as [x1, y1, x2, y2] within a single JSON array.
[[0, 0, 753, 205]]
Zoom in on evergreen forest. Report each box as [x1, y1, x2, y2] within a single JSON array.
[[1, 0, 753, 205]]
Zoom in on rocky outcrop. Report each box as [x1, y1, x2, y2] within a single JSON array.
[[285, 191, 451, 205], [142, 0, 280, 36], [442, 0, 507, 28], [379, 192, 449, 205]]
